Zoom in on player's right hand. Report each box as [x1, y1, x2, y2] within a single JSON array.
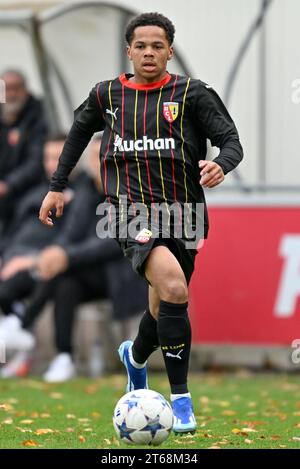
[[39, 191, 64, 227]]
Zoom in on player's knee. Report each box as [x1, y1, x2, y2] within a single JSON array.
[[161, 279, 188, 303]]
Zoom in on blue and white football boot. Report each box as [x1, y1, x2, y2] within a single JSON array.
[[171, 394, 197, 435], [118, 340, 148, 392]]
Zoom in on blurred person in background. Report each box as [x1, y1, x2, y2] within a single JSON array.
[[0, 135, 77, 374], [0, 138, 147, 381], [0, 69, 47, 233]]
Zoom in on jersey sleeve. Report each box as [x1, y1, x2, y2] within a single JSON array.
[[192, 82, 243, 174], [49, 83, 105, 192]]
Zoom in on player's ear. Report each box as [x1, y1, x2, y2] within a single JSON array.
[[127, 45, 132, 61], [167, 46, 174, 61]]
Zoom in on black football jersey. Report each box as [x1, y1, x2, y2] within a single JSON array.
[[50, 73, 243, 238]]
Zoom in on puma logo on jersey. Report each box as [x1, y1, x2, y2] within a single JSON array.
[[106, 107, 118, 120], [113, 134, 175, 152], [166, 349, 183, 360]]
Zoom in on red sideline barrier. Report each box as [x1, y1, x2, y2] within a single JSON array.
[[189, 207, 300, 345]]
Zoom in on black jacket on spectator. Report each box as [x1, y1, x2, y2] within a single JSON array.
[[0, 95, 47, 195], [0, 181, 69, 263], [56, 173, 148, 320]]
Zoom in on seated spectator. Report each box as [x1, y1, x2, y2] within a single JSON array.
[[0, 138, 148, 381], [0, 69, 47, 233], [0, 135, 77, 349]]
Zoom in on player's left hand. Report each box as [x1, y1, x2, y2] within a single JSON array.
[[199, 160, 225, 188]]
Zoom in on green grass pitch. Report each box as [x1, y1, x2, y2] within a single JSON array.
[[1, 372, 300, 449]]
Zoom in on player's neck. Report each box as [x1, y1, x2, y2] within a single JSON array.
[[130, 71, 169, 85]]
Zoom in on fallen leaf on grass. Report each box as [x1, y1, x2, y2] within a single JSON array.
[[173, 438, 196, 445], [292, 437, 300, 441], [222, 410, 236, 416], [200, 396, 210, 405], [49, 392, 63, 399], [207, 446, 221, 449], [104, 438, 111, 445], [231, 428, 241, 434], [242, 420, 265, 428], [22, 440, 39, 447], [35, 429, 54, 435], [84, 385, 99, 395], [78, 418, 90, 423], [15, 427, 33, 433], [7, 398, 18, 404], [281, 383, 299, 392], [65, 428, 74, 433], [91, 412, 101, 419], [79, 435, 86, 443], [231, 428, 257, 436], [271, 435, 281, 440], [40, 413, 51, 418], [3, 418, 13, 424], [0, 404, 13, 411], [173, 439, 196, 444], [66, 414, 76, 419], [20, 420, 34, 425], [244, 439, 253, 444], [112, 436, 120, 446], [217, 401, 230, 407]]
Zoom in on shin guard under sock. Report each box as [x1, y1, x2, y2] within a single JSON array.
[[132, 309, 159, 364], [157, 300, 191, 394]]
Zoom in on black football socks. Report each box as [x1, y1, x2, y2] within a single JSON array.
[[157, 300, 191, 394], [132, 309, 159, 364]]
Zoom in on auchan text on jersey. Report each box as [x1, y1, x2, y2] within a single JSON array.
[[113, 134, 175, 152]]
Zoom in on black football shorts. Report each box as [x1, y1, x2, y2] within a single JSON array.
[[118, 233, 198, 286]]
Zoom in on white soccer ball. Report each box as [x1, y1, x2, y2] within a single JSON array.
[[113, 389, 173, 446]]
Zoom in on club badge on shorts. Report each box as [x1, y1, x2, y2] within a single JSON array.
[[135, 228, 153, 244], [163, 102, 179, 123]]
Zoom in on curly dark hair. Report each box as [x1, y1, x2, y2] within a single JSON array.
[[125, 12, 175, 45]]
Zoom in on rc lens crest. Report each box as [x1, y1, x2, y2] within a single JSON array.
[[163, 102, 179, 123]]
